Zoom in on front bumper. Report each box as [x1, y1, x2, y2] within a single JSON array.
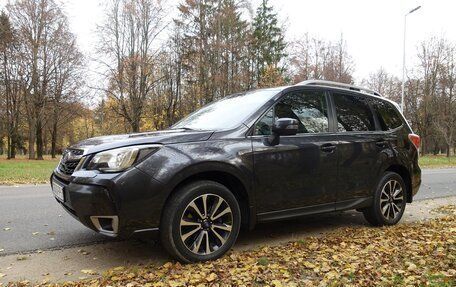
[[51, 166, 168, 239]]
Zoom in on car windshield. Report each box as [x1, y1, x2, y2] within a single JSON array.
[[171, 89, 281, 130]]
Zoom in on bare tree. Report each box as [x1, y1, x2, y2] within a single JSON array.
[[435, 42, 456, 157], [96, 0, 166, 133], [7, 0, 79, 159], [362, 68, 401, 102], [0, 12, 23, 159], [414, 37, 446, 155], [48, 28, 85, 157], [290, 34, 354, 84]]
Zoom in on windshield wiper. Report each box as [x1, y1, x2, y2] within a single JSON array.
[[170, 127, 194, 131]]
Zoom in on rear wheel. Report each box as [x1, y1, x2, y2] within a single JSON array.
[[363, 172, 406, 226], [160, 180, 241, 262]]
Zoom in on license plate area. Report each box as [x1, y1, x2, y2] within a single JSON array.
[[52, 180, 65, 202]]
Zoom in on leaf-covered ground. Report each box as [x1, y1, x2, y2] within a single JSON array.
[[4, 206, 456, 287]]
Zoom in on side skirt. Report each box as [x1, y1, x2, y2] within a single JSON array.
[[256, 197, 372, 223]]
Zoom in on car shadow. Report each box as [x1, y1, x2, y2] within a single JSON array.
[[103, 210, 369, 263]]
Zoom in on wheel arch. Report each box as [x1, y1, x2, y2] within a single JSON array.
[[161, 165, 255, 231], [384, 164, 412, 203]]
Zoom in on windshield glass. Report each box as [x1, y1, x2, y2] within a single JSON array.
[[172, 89, 281, 130]]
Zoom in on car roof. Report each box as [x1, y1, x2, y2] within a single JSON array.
[[294, 80, 383, 97], [290, 80, 401, 109]]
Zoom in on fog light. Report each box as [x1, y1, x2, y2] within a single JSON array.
[[90, 216, 119, 236]]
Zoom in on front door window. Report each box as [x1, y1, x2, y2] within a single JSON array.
[[254, 90, 329, 136]]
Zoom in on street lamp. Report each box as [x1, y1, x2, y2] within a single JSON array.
[[401, 5, 421, 112]]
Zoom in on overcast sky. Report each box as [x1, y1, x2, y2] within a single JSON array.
[[1, 0, 455, 83]]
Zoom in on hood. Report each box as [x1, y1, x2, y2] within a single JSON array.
[[69, 129, 214, 155]]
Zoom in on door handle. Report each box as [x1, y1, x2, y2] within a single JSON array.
[[320, 144, 336, 152], [376, 140, 388, 148]]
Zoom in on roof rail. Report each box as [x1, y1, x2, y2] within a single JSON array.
[[295, 80, 383, 97]]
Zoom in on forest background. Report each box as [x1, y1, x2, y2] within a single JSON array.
[[1, 0, 455, 160]]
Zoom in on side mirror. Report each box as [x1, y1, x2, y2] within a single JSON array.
[[264, 118, 298, 146], [272, 118, 299, 136]]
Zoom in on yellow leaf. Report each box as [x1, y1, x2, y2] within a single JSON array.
[[81, 269, 98, 275], [113, 266, 125, 271], [206, 272, 217, 282], [407, 262, 417, 271], [303, 261, 316, 269], [163, 262, 173, 268]]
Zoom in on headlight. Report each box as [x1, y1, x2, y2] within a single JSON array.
[[83, 145, 160, 173]]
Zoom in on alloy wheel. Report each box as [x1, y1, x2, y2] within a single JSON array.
[[379, 179, 404, 221], [180, 194, 233, 255]]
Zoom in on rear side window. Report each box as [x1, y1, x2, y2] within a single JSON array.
[[333, 93, 375, 132], [372, 99, 403, 131]]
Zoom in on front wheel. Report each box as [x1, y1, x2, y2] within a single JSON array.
[[363, 172, 406, 226], [160, 180, 241, 263]]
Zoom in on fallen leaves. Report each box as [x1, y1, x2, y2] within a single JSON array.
[[81, 269, 98, 275], [7, 205, 456, 287], [431, 204, 456, 215]]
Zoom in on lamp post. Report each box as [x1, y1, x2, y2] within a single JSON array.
[[401, 5, 421, 112]]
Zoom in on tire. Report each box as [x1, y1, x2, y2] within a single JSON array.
[[160, 180, 241, 263], [363, 172, 407, 226]]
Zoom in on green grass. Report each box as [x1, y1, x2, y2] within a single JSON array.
[[0, 156, 59, 185], [419, 155, 456, 169]]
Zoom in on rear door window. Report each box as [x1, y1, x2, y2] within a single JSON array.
[[371, 99, 403, 131], [333, 93, 375, 132]]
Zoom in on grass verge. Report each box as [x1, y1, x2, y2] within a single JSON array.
[[0, 156, 59, 185], [419, 155, 456, 169], [7, 206, 455, 287]]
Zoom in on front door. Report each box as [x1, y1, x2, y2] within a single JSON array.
[[251, 89, 339, 218]]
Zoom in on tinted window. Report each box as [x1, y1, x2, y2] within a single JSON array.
[[372, 99, 403, 131], [334, 94, 375, 132], [255, 108, 274, 135], [255, 90, 329, 135]]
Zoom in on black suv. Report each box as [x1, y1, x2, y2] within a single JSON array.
[[51, 80, 421, 262]]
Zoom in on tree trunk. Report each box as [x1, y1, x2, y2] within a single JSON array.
[[10, 131, 16, 159], [7, 135, 11, 160], [51, 120, 57, 158], [27, 116, 36, 159], [131, 120, 140, 133], [420, 137, 425, 156], [35, 118, 44, 160]]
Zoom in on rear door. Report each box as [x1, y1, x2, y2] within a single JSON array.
[[331, 92, 388, 205]]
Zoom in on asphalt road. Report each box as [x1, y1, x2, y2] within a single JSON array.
[[0, 168, 455, 256]]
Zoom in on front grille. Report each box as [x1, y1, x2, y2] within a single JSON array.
[[58, 160, 80, 175], [69, 149, 84, 156], [58, 148, 84, 175]]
